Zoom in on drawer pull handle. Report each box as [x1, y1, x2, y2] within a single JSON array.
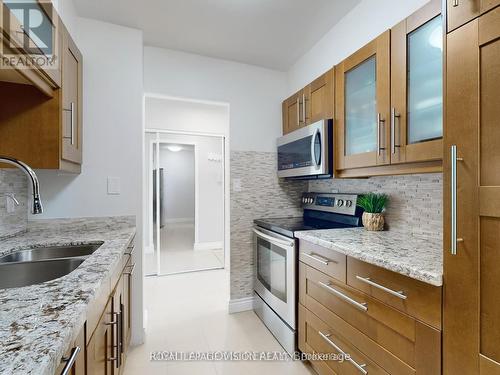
[[60, 346, 81, 375], [319, 281, 368, 312], [319, 331, 368, 375], [355, 276, 407, 300], [125, 246, 135, 255], [124, 263, 136, 275], [301, 252, 335, 266]]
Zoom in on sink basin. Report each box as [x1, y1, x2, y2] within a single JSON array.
[[0, 243, 103, 263], [0, 258, 85, 289]]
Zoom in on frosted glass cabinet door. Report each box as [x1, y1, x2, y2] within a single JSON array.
[[407, 16, 443, 145], [345, 56, 377, 156], [390, 0, 443, 164], [336, 30, 390, 170]]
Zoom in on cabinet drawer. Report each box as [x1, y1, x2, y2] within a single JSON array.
[[347, 257, 442, 329], [300, 263, 442, 374], [302, 305, 391, 375], [299, 240, 346, 282], [300, 262, 416, 367]]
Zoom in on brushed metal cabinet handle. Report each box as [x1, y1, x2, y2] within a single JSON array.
[[391, 108, 401, 155], [377, 113, 386, 156], [297, 97, 301, 126], [70, 102, 75, 145], [452, 0, 459, 7], [319, 332, 368, 374], [62, 102, 75, 145], [301, 252, 337, 266], [124, 263, 136, 275], [319, 281, 368, 312], [450, 145, 464, 255], [302, 93, 307, 124], [355, 275, 407, 299], [60, 347, 81, 375]]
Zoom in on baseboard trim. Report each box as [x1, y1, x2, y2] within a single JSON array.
[[228, 296, 254, 314], [193, 241, 223, 251]]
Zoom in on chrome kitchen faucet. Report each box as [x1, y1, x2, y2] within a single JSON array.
[[0, 156, 43, 214]]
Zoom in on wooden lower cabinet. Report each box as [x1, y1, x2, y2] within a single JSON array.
[[346, 257, 442, 329], [53, 245, 134, 375], [298, 243, 442, 375], [300, 304, 391, 375], [87, 298, 114, 375], [86, 276, 131, 375]]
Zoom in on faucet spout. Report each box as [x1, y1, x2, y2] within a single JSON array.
[[0, 156, 43, 214]]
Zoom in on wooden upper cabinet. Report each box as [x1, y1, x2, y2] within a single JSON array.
[[305, 68, 334, 125], [444, 7, 500, 375], [391, 0, 443, 164], [447, 0, 500, 32], [282, 90, 304, 135], [0, 0, 62, 96], [282, 69, 334, 135], [336, 31, 390, 170], [61, 23, 83, 167], [0, 19, 83, 173]]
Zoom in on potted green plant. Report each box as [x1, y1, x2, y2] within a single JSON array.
[[357, 193, 389, 231]]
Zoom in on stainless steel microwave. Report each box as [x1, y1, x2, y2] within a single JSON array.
[[277, 119, 333, 179]]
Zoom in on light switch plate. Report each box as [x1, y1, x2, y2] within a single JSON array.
[[107, 177, 121, 195]]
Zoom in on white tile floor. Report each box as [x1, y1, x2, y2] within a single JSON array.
[[146, 223, 224, 275], [123, 269, 316, 375]]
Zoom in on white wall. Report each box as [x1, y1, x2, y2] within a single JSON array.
[[195, 137, 224, 244], [287, 0, 431, 94], [31, 15, 145, 345], [144, 47, 287, 152], [159, 146, 195, 222], [146, 97, 228, 136]]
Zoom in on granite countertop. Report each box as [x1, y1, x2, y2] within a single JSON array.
[[295, 228, 443, 286], [0, 216, 136, 375]]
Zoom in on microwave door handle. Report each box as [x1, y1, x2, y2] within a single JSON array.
[[310, 129, 320, 167], [252, 228, 294, 248]]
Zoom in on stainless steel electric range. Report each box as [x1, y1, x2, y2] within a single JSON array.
[[252, 192, 363, 354]]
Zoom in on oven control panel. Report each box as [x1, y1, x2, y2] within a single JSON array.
[[301, 193, 359, 215]]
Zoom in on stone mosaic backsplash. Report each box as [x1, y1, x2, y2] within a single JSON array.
[[230, 151, 306, 300], [229, 151, 443, 301], [0, 169, 28, 238], [309, 173, 443, 239]]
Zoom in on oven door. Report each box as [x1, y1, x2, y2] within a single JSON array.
[[253, 226, 296, 328], [277, 119, 331, 179]]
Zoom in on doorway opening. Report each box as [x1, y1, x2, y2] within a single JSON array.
[[145, 132, 226, 276]]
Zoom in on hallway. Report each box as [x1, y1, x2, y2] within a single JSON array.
[[159, 223, 223, 274]]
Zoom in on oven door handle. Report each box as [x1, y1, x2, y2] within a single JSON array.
[[253, 228, 295, 248]]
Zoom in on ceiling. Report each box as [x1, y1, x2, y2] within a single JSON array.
[[73, 0, 361, 71]]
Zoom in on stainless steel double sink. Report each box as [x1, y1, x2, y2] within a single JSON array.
[[0, 243, 103, 289]]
